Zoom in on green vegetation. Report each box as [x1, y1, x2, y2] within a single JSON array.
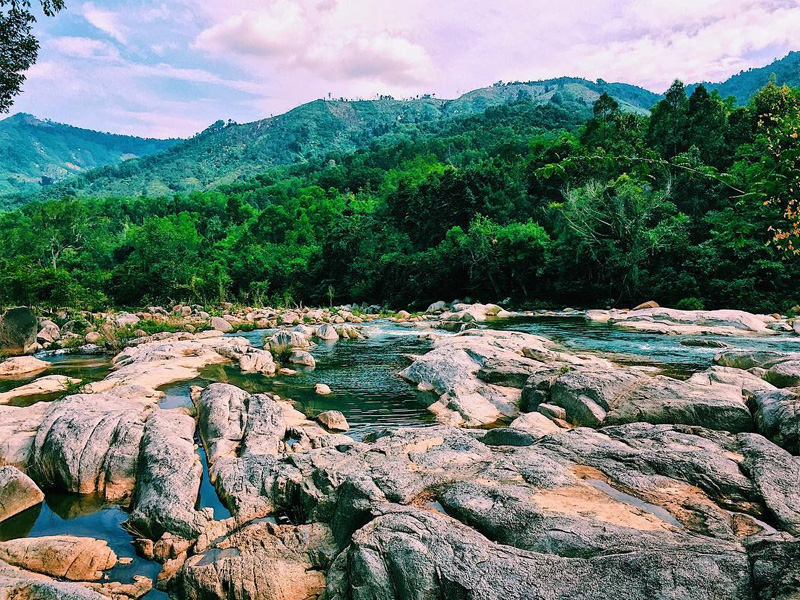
[[0, 114, 180, 198], [0, 79, 798, 313]]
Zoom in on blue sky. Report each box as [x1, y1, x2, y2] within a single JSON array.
[[13, 0, 800, 138]]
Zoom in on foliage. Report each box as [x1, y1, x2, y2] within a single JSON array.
[[0, 82, 798, 313]]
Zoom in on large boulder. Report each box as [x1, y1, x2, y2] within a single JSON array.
[[210, 316, 233, 333], [31, 393, 150, 500], [0, 356, 49, 378], [324, 507, 750, 600], [171, 521, 335, 600], [0, 536, 116, 581], [314, 324, 339, 341], [316, 410, 349, 432], [750, 388, 800, 453], [0, 307, 38, 355], [267, 331, 310, 355], [0, 559, 108, 598], [0, 466, 44, 521], [128, 410, 209, 540], [36, 320, 60, 345]]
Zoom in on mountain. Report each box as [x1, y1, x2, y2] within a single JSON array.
[[687, 51, 800, 104], [0, 113, 181, 198], [32, 78, 658, 200]]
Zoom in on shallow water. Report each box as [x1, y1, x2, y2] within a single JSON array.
[[487, 316, 800, 376], [0, 492, 168, 599], [0, 354, 113, 406]]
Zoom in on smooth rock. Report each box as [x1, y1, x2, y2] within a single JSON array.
[[314, 383, 332, 395], [0, 536, 116, 581], [0, 307, 38, 355], [317, 410, 349, 431], [0, 356, 49, 377], [0, 466, 44, 521], [210, 317, 233, 333]]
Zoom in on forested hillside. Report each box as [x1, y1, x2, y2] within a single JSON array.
[[0, 113, 179, 199], [0, 80, 798, 313], [31, 78, 657, 200]]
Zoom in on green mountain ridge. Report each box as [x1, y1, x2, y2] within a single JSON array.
[[18, 77, 658, 201], [0, 113, 180, 198]]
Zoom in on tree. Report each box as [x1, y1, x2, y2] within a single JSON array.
[[647, 80, 689, 158], [0, 0, 65, 112]]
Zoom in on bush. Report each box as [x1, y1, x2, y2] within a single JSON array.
[[675, 297, 705, 311]]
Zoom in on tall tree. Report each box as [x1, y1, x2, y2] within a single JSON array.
[[0, 0, 65, 112]]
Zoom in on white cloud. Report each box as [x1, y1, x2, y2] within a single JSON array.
[[82, 3, 128, 44], [51, 36, 120, 60]]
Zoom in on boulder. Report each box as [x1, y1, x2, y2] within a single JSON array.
[[0, 356, 49, 377], [171, 521, 335, 600], [0, 402, 49, 469], [267, 331, 310, 355], [210, 316, 233, 333], [0, 307, 38, 355], [114, 313, 140, 328], [396, 310, 411, 320], [31, 393, 149, 500], [508, 411, 561, 437], [314, 324, 339, 341], [0, 536, 116, 581], [324, 507, 750, 600], [317, 410, 349, 432], [129, 410, 209, 540], [632, 300, 659, 310], [595, 308, 776, 336], [750, 388, 800, 453], [0, 466, 44, 521], [288, 350, 315, 367], [0, 559, 109, 598], [36, 320, 60, 344], [426, 300, 448, 314], [314, 383, 332, 395], [238, 349, 275, 375]]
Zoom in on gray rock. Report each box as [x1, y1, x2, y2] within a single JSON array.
[[750, 388, 800, 453], [288, 349, 316, 367], [324, 507, 750, 600], [36, 320, 61, 345], [0, 466, 44, 522], [537, 402, 566, 420], [481, 428, 537, 446], [746, 535, 800, 600], [315, 324, 339, 341], [31, 393, 149, 500], [129, 410, 209, 539], [0, 307, 37, 355], [267, 330, 310, 355], [317, 410, 349, 432], [210, 316, 233, 333]]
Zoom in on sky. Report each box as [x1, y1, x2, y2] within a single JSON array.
[[11, 0, 800, 138]]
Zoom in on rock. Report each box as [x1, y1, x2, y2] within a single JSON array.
[[314, 383, 332, 395], [288, 349, 315, 367], [31, 393, 149, 500], [114, 313, 140, 328], [0, 466, 44, 521], [36, 320, 60, 344], [508, 411, 562, 437], [632, 300, 659, 310], [0, 356, 49, 377], [317, 410, 349, 431], [267, 331, 310, 355], [293, 324, 315, 338], [0, 375, 81, 405], [238, 349, 276, 375], [0, 536, 116, 581], [426, 300, 448, 314], [750, 388, 800, 453], [314, 324, 339, 341], [171, 521, 335, 600], [325, 507, 750, 600], [592, 307, 776, 336], [210, 316, 233, 333], [396, 310, 411, 320], [0, 402, 49, 468], [537, 402, 567, 420], [681, 338, 728, 348], [85, 331, 102, 344], [129, 410, 209, 540], [739, 433, 800, 536], [481, 428, 537, 446], [281, 312, 301, 325], [0, 307, 38, 355], [746, 535, 800, 600]]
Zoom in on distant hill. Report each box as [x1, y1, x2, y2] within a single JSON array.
[[687, 51, 800, 104], [0, 113, 180, 198], [32, 78, 658, 200]]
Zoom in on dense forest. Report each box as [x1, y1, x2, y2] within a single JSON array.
[[0, 80, 798, 312]]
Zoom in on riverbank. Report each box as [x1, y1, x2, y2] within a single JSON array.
[[1, 306, 800, 598]]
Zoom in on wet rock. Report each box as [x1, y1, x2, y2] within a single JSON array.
[[0, 536, 116, 581], [288, 349, 315, 367], [0, 356, 49, 377], [0, 307, 38, 355], [171, 521, 335, 600], [31, 393, 149, 500], [317, 410, 349, 432], [315, 383, 332, 395], [324, 507, 750, 600], [0, 375, 81, 405], [315, 324, 339, 341], [210, 316, 233, 333], [0, 466, 44, 521], [129, 410, 209, 540]]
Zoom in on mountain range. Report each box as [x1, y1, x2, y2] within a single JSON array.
[[2, 51, 799, 203]]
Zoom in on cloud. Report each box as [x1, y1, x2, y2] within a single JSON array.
[[51, 37, 120, 60], [193, 0, 435, 86], [82, 3, 128, 44]]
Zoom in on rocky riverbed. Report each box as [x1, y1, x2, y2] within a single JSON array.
[[1, 303, 800, 599]]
